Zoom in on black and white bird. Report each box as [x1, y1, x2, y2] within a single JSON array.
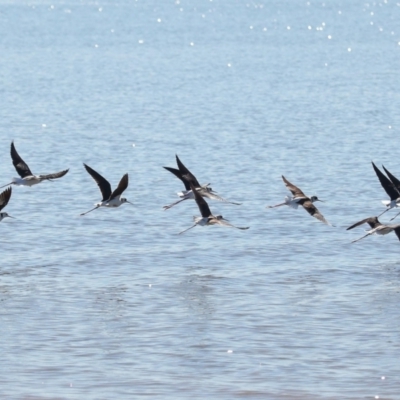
[[371, 162, 400, 219], [179, 182, 249, 234], [163, 155, 241, 210], [0, 187, 14, 222], [346, 216, 400, 243], [267, 176, 331, 225], [80, 164, 132, 216], [0, 141, 69, 188]]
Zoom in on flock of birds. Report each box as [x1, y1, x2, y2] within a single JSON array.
[[2, 141, 400, 242]]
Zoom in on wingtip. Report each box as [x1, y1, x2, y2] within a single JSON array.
[[83, 163, 91, 173]]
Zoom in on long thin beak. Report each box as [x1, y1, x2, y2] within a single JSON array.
[[126, 201, 134, 206], [7, 215, 16, 219], [0, 182, 13, 189]]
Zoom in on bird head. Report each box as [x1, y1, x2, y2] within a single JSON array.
[[310, 196, 323, 203], [0, 212, 15, 220], [121, 198, 134, 205], [203, 183, 216, 193]]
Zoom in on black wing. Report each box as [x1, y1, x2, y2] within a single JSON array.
[[382, 165, 400, 192], [301, 199, 330, 225], [11, 141, 33, 178], [372, 162, 399, 201], [110, 174, 129, 200], [0, 187, 12, 212], [176, 155, 201, 188], [163, 167, 191, 191], [190, 182, 211, 218], [83, 164, 112, 201], [38, 169, 69, 181], [393, 227, 400, 241], [281, 176, 307, 198], [346, 216, 381, 231]]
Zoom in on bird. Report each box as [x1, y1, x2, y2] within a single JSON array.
[[0, 141, 69, 188], [380, 165, 400, 221], [163, 155, 241, 210], [0, 187, 14, 222], [267, 176, 331, 225], [371, 162, 400, 217], [179, 182, 249, 234], [346, 216, 400, 243], [80, 164, 132, 216]]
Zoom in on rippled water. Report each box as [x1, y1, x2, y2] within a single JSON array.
[[1, 1, 400, 399]]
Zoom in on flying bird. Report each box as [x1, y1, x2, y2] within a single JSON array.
[[179, 182, 249, 234], [0, 187, 15, 222], [267, 175, 331, 225], [346, 216, 400, 243], [80, 164, 132, 216], [0, 141, 69, 188], [163, 155, 241, 210], [371, 162, 400, 217]]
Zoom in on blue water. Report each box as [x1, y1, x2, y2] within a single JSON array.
[[1, 1, 400, 399]]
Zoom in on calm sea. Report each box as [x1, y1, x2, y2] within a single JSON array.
[[1, 0, 400, 399]]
